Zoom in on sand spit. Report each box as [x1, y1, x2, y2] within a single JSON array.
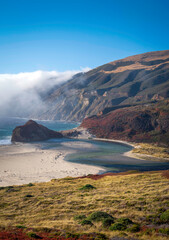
[[0, 143, 104, 187]]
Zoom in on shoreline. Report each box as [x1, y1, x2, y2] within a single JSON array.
[[91, 137, 135, 147], [73, 127, 169, 162], [0, 127, 168, 187], [0, 142, 105, 187]]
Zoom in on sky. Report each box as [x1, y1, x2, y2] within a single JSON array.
[[0, 0, 169, 73]]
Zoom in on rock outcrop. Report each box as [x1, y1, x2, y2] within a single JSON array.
[[11, 120, 63, 142], [80, 101, 169, 147]]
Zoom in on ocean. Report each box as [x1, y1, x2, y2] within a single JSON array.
[[0, 117, 79, 145]]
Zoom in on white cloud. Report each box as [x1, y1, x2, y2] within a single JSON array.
[[0, 68, 90, 117]]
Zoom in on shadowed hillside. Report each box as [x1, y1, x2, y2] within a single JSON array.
[[81, 100, 169, 147]]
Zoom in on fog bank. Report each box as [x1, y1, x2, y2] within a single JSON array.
[[0, 68, 90, 117]]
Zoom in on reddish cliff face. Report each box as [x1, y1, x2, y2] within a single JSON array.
[[80, 102, 169, 146], [11, 120, 63, 142]]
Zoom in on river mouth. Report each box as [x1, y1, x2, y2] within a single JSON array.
[[1, 117, 169, 174], [43, 138, 169, 173]]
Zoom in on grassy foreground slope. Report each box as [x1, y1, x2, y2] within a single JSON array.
[[0, 171, 169, 239]]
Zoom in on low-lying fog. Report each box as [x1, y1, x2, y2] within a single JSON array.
[[0, 68, 90, 118]]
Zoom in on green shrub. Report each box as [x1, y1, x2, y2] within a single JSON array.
[[79, 184, 96, 191], [109, 222, 126, 231], [27, 183, 34, 187], [159, 228, 169, 235], [146, 214, 160, 224], [27, 232, 42, 239], [117, 217, 133, 225], [88, 211, 114, 222], [127, 224, 140, 232], [16, 225, 26, 229], [80, 219, 93, 226], [102, 218, 114, 227], [160, 210, 169, 223], [74, 215, 86, 221]]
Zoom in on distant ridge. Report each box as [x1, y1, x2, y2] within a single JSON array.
[[33, 50, 169, 121]]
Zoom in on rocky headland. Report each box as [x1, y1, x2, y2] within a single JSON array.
[[11, 120, 63, 142]]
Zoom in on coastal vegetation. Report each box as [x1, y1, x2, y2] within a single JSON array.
[[0, 171, 169, 239], [132, 143, 169, 160], [81, 100, 169, 147]]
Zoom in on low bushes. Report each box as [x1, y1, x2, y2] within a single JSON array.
[[102, 218, 115, 227], [74, 215, 86, 221], [159, 228, 169, 235], [80, 220, 93, 226], [127, 224, 140, 233], [160, 209, 169, 223], [109, 222, 126, 231], [73, 211, 139, 232], [87, 211, 114, 222], [79, 184, 96, 191], [116, 218, 133, 225]]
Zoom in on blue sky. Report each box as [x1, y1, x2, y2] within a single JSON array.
[[0, 0, 169, 73]]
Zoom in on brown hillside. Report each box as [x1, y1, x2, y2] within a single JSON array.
[[36, 50, 169, 121]]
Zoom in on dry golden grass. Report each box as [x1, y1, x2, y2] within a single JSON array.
[[0, 172, 169, 239], [132, 143, 169, 160]]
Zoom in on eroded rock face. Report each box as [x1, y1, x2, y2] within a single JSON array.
[[11, 120, 63, 142]]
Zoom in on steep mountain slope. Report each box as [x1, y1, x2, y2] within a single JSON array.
[[37, 50, 169, 121]]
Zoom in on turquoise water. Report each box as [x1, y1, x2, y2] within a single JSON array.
[[0, 117, 79, 145], [0, 117, 169, 173], [43, 138, 169, 173]]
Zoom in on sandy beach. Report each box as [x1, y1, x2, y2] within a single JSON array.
[[0, 142, 104, 187], [1, 126, 168, 187]]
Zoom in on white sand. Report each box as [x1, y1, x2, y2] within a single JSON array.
[[0, 143, 104, 187]]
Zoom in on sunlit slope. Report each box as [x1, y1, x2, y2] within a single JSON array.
[[0, 171, 169, 239], [38, 50, 169, 121]]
